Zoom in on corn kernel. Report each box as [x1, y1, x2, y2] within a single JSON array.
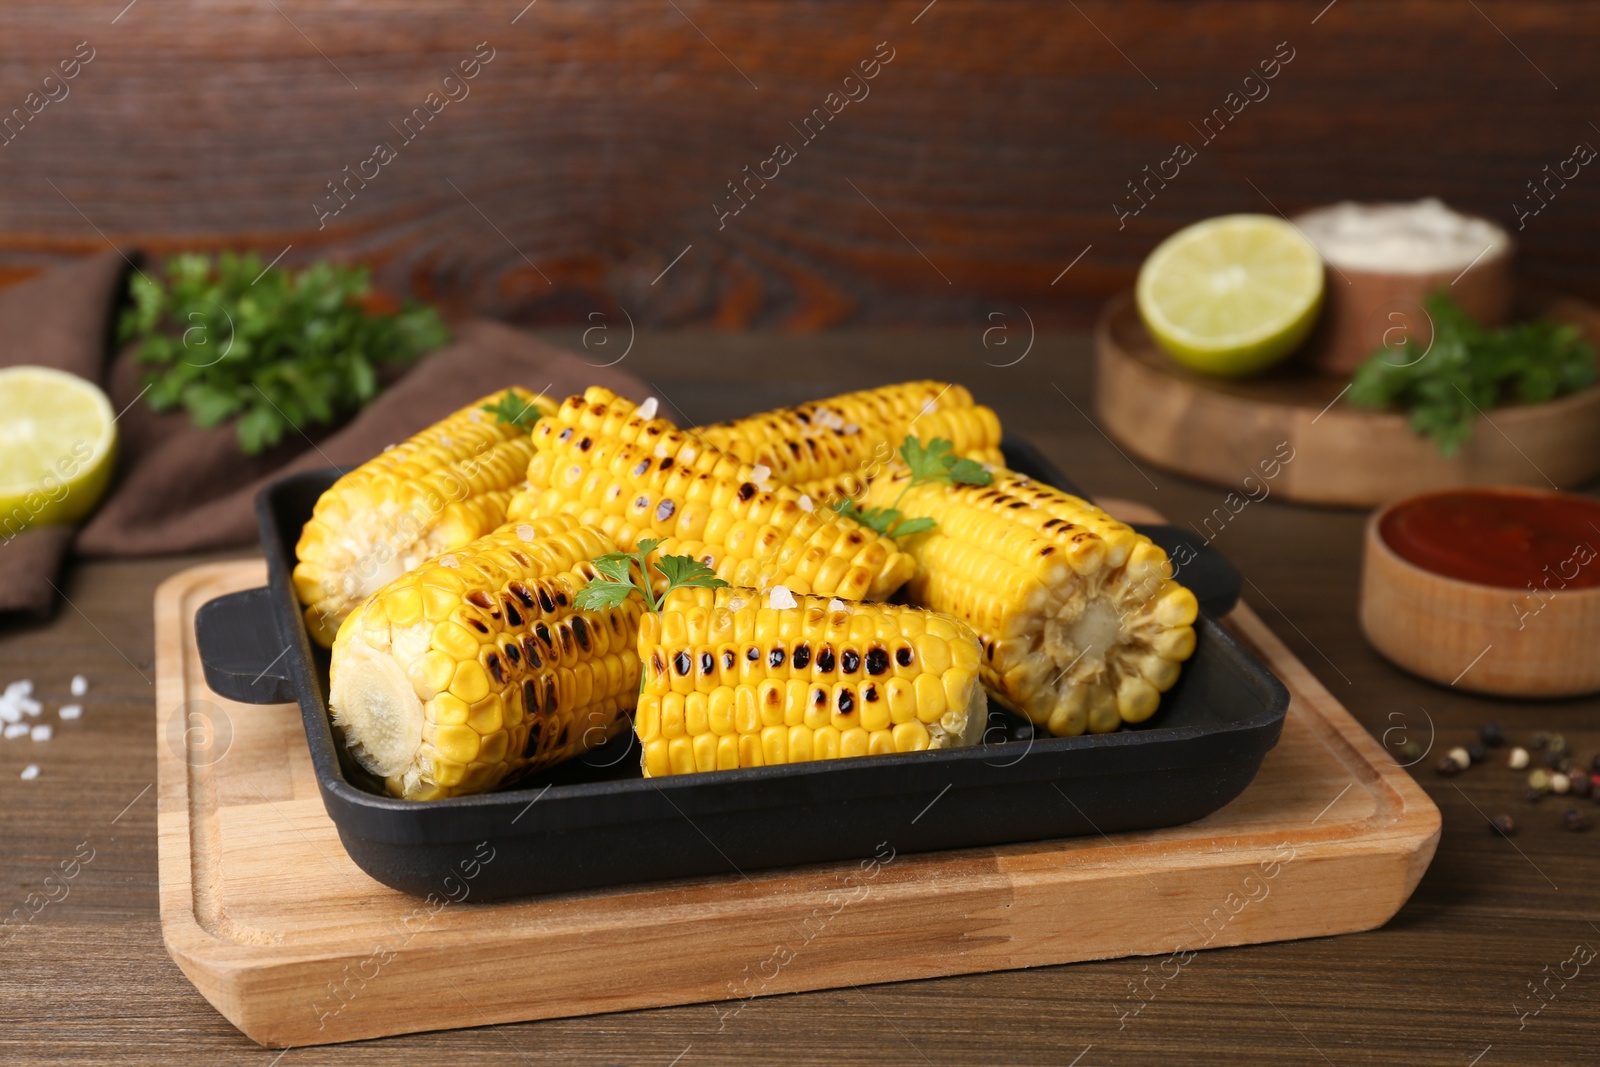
[[435, 724, 480, 762], [913, 672, 947, 723]]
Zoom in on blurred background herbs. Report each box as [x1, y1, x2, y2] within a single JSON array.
[[1347, 292, 1596, 455], [118, 253, 449, 453]]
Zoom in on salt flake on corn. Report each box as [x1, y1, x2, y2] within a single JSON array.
[[637, 397, 659, 420], [768, 585, 798, 610]]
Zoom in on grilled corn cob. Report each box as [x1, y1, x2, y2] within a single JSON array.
[[861, 469, 1198, 736], [293, 388, 553, 646], [635, 585, 986, 776], [509, 387, 916, 601], [693, 381, 1004, 503], [329, 514, 643, 799]]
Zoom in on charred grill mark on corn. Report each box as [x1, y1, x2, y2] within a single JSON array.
[[635, 586, 987, 776], [293, 388, 555, 647], [509, 387, 916, 601], [328, 515, 643, 800], [692, 381, 1004, 503], [862, 469, 1198, 736]]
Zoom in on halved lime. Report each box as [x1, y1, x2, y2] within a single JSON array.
[[1136, 214, 1324, 377], [0, 366, 117, 534]]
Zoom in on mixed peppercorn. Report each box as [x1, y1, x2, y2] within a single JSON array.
[[1418, 723, 1597, 836]]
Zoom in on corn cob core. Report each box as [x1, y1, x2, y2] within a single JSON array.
[[329, 515, 643, 800], [636, 585, 987, 777], [510, 386, 916, 601], [862, 469, 1199, 736], [293, 388, 554, 647], [693, 380, 1005, 504]]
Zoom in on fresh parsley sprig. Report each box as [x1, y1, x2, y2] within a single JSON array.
[[481, 390, 543, 430], [1347, 292, 1596, 455], [119, 252, 449, 454], [833, 435, 994, 538], [574, 537, 730, 613]]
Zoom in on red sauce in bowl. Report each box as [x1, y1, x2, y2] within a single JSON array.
[[1379, 489, 1600, 591]]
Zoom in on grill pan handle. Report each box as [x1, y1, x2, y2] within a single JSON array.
[[194, 587, 297, 705]]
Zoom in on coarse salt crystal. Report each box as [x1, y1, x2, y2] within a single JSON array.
[[828, 598, 849, 614], [751, 464, 772, 487], [516, 524, 536, 543], [5, 680, 32, 700], [31, 724, 51, 742], [797, 495, 814, 513], [18, 698, 42, 717], [768, 585, 798, 610], [920, 399, 937, 416], [20, 764, 39, 780], [59, 704, 82, 721], [70, 675, 87, 697], [469, 410, 483, 422], [726, 597, 745, 612], [655, 441, 671, 458], [439, 555, 459, 569], [0, 704, 19, 725], [842, 423, 860, 435], [4, 724, 28, 739], [637, 397, 659, 420], [440, 435, 453, 447]]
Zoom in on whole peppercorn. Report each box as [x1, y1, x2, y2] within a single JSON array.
[[1550, 734, 1571, 756], [1564, 808, 1591, 833], [1552, 773, 1572, 795], [1543, 749, 1569, 771], [1529, 769, 1552, 792], [1570, 772, 1593, 799], [1480, 723, 1506, 748], [1490, 814, 1517, 836], [1532, 731, 1552, 750], [1396, 740, 1423, 763], [1447, 747, 1472, 771], [1435, 755, 1461, 777], [1467, 741, 1488, 765], [1524, 786, 1545, 804], [1509, 747, 1531, 770]]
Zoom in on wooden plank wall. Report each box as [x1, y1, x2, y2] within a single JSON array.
[[0, 1, 1594, 327]]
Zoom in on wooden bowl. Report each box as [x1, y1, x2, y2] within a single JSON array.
[[1094, 291, 1600, 508], [1291, 206, 1514, 376], [1360, 489, 1600, 698]]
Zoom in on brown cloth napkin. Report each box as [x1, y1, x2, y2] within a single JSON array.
[[0, 251, 645, 617]]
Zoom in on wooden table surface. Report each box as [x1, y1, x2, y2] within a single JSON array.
[[3, 333, 1596, 1066]]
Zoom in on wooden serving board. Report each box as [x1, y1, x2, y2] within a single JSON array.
[[1095, 291, 1600, 507], [156, 516, 1440, 1049]]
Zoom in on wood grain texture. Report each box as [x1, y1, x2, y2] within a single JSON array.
[[5, 333, 1600, 1065], [1095, 292, 1600, 506], [1, 2, 1599, 327], [153, 556, 1437, 1046]]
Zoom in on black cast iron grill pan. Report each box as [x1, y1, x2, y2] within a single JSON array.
[[194, 437, 1283, 901]]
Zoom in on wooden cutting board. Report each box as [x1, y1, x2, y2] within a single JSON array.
[[1095, 291, 1600, 507], [155, 508, 1440, 1048]]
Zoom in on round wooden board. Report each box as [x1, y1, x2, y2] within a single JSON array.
[[1094, 291, 1600, 507]]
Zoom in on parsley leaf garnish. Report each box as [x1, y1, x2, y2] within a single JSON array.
[[1347, 291, 1596, 455], [573, 536, 730, 613], [833, 435, 993, 538], [481, 390, 544, 430], [120, 253, 449, 455]]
